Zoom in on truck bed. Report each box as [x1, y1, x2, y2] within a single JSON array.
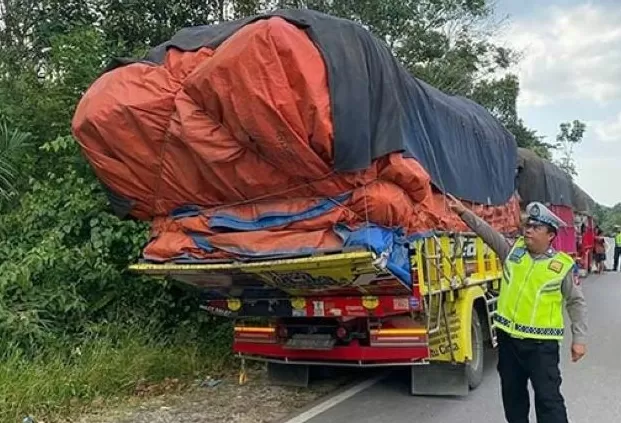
[[130, 248, 412, 305], [130, 232, 502, 319]]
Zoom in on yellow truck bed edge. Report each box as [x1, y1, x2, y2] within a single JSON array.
[[128, 250, 377, 274]]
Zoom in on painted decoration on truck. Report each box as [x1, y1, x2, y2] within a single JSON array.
[[428, 305, 462, 360]]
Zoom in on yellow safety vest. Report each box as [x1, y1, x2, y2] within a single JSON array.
[[495, 237, 574, 341], [616, 233, 621, 247]]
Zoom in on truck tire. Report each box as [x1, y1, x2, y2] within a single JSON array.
[[466, 310, 484, 390]]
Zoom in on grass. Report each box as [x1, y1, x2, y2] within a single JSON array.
[[0, 326, 232, 423]]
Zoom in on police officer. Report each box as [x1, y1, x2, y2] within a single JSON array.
[[448, 196, 588, 423], [613, 225, 621, 271]]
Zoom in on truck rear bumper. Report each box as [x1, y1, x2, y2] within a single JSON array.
[[234, 341, 429, 366]]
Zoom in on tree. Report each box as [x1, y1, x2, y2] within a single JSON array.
[[555, 120, 586, 178], [592, 202, 621, 234]]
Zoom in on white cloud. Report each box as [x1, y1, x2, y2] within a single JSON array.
[[494, 2, 621, 206], [501, 3, 621, 107], [591, 112, 621, 142], [575, 157, 620, 206]]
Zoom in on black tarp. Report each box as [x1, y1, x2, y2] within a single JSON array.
[[572, 182, 596, 215], [517, 148, 574, 207], [108, 9, 517, 206]]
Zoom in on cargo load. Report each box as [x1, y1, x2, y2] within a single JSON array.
[[72, 9, 521, 281]]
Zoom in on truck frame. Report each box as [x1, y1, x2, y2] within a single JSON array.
[[131, 231, 502, 396]]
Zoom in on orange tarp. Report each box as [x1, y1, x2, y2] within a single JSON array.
[[72, 17, 520, 262]]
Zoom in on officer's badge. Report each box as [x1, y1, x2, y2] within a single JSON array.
[[530, 204, 540, 217], [548, 260, 564, 273]]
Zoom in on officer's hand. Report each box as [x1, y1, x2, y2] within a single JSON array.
[[571, 343, 586, 362], [446, 194, 467, 215]]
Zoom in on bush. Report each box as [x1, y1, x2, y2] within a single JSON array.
[[0, 135, 233, 419], [0, 136, 228, 352], [0, 323, 232, 422]]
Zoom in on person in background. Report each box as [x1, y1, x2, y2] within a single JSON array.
[[614, 226, 621, 272], [448, 196, 587, 423], [594, 227, 606, 274]]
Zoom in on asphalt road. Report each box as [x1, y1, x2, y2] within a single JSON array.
[[303, 272, 621, 423]]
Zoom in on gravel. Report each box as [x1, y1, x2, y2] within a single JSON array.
[[69, 365, 354, 423]]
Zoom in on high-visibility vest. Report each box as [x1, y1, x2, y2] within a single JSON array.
[[616, 233, 621, 247], [495, 237, 574, 341]]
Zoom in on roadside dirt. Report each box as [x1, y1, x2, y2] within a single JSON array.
[[67, 366, 354, 423]]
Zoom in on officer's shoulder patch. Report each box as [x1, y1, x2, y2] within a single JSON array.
[[548, 260, 564, 273], [572, 264, 581, 286], [509, 247, 527, 262]]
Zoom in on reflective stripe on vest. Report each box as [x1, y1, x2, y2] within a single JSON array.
[[495, 237, 574, 341], [494, 315, 564, 338]]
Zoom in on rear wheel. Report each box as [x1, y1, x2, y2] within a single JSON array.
[[466, 310, 484, 389]]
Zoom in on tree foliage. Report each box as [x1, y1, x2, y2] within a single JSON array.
[[554, 120, 586, 178], [0, 122, 31, 201], [592, 202, 621, 233], [0, 137, 219, 353]]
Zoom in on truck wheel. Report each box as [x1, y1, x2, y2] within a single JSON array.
[[466, 310, 484, 390]]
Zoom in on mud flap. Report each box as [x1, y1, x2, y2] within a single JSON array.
[[410, 363, 469, 397], [267, 362, 310, 388]]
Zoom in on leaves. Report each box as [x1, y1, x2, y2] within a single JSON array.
[[0, 121, 31, 201], [0, 156, 169, 352], [0, 132, 187, 351], [555, 120, 586, 178]]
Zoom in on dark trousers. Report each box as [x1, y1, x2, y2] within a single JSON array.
[[614, 247, 621, 271], [497, 330, 568, 423]]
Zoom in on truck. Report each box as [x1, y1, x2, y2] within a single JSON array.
[[130, 231, 504, 396], [71, 10, 556, 397], [124, 150, 599, 396]]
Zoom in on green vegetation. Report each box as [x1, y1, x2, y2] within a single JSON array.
[[0, 0, 599, 420], [594, 204, 621, 233], [0, 324, 231, 422]]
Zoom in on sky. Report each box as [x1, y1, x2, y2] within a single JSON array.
[[494, 0, 621, 206]]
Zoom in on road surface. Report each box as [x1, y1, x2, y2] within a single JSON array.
[[294, 273, 621, 423]]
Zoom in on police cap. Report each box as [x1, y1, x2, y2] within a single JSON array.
[[525, 202, 567, 231]]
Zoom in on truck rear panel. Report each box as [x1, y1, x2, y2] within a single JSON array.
[[129, 232, 502, 369]]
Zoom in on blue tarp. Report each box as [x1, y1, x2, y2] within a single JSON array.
[[208, 194, 351, 231], [181, 196, 421, 286], [336, 224, 432, 286]]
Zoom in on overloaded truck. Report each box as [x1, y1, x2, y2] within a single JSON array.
[[71, 9, 591, 396]]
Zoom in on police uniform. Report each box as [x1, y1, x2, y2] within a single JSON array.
[[457, 202, 588, 423], [614, 226, 621, 271]]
